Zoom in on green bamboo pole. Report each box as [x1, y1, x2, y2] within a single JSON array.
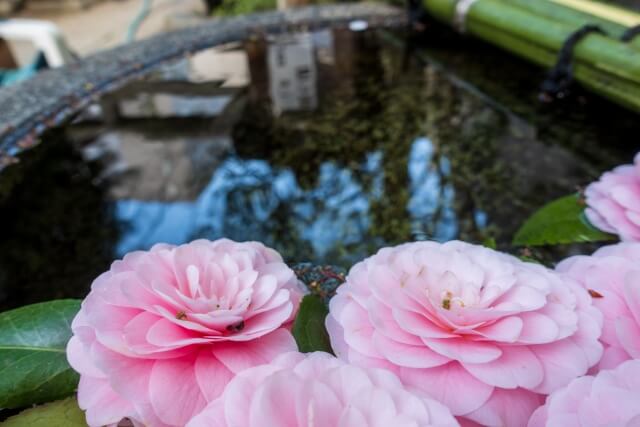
[[467, 0, 640, 76], [422, 0, 640, 112], [499, 0, 628, 36], [470, 19, 640, 111], [475, 6, 640, 100], [550, 0, 640, 26], [497, 0, 640, 50]]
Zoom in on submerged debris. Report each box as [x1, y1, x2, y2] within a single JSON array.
[[292, 263, 347, 303]]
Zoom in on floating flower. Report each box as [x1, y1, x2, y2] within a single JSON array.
[[528, 359, 640, 427], [557, 243, 640, 370], [67, 239, 304, 427], [326, 241, 603, 426], [584, 153, 640, 240], [187, 352, 459, 427]]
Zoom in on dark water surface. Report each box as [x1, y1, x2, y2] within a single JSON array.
[[0, 26, 638, 310]]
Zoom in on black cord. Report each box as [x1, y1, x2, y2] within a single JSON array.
[[539, 24, 606, 102], [621, 25, 640, 42], [407, 0, 429, 31]]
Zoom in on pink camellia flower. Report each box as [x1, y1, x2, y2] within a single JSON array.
[[67, 239, 304, 427], [556, 243, 640, 370], [528, 359, 640, 427], [67, 331, 142, 427], [187, 352, 460, 427], [584, 153, 640, 240], [326, 241, 603, 426]]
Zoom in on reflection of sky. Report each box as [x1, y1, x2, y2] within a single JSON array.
[[407, 137, 458, 241], [115, 137, 486, 262], [115, 152, 382, 261]]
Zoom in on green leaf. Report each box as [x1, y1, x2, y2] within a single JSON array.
[[513, 194, 617, 246], [0, 300, 81, 409], [482, 237, 497, 250], [292, 295, 333, 354], [0, 397, 85, 426], [519, 255, 543, 265]]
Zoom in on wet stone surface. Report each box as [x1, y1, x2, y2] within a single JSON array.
[[0, 25, 638, 310]]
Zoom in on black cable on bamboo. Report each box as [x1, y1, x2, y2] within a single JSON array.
[[539, 24, 606, 103], [621, 25, 640, 42], [407, 0, 429, 32]]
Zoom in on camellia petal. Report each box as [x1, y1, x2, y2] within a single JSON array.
[[401, 362, 494, 416], [529, 360, 640, 427], [463, 346, 544, 390], [557, 242, 640, 371], [327, 241, 602, 425], [186, 352, 459, 427], [69, 337, 140, 427], [66, 239, 304, 427], [584, 154, 640, 240], [148, 356, 208, 426]]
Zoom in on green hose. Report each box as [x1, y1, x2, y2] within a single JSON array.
[[126, 0, 154, 43]]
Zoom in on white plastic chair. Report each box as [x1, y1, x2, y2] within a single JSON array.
[[0, 18, 74, 67]]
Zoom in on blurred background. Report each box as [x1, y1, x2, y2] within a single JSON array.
[[0, 0, 382, 56]]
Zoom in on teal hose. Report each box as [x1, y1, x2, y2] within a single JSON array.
[[126, 0, 154, 43]]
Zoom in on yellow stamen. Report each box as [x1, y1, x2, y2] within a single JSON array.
[[442, 291, 453, 310]]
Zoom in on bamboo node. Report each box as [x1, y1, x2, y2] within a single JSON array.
[[453, 0, 479, 33]]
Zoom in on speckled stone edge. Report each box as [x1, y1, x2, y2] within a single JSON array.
[[0, 3, 405, 168], [293, 263, 347, 303]]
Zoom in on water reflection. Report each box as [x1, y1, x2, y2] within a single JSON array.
[[0, 26, 637, 310], [407, 137, 458, 241], [0, 133, 119, 310], [116, 153, 384, 264], [113, 130, 479, 267]]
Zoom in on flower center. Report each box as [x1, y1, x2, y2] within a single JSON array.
[[440, 291, 468, 310], [441, 292, 452, 310], [226, 320, 245, 333]]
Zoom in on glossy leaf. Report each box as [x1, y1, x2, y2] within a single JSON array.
[[513, 194, 616, 246], [292, 295, 333, 354], [1, 397, 85, 426], [0, 300, 81, 409]]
